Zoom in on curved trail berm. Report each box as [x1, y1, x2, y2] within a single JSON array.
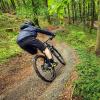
[[0, 38, 77, 100]]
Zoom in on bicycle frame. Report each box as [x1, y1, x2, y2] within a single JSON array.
[[43, 37, 55, 62], [43, 37, 54, 51]]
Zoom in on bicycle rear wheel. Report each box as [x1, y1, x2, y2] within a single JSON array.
[[33, 55, 56, 82], [52, 46, 66, 65]]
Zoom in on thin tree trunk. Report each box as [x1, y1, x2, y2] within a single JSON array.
[[64, 7, 67, 15], [79, 2, 82, 22], [95, 1, 100, 55], [67, 3, 71, 24], [83, 0, 86, 25], [74, 1, 77, 21], [72, 0, 75, 24], [87, 3, 90, 21], [91, 0, 95, 29]]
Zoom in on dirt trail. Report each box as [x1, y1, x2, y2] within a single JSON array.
[[0, 35, 78, 100], [0, 51, 50, 100]]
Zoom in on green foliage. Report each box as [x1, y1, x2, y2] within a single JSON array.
[[0, 36, 21, 63], [56, 25, 100, 100], [16, 5, 33, 18], [74, 48, 100, 100], [0, 29, 21, 63], [48, 0, 65, 18], [16, 0, 48, 20]]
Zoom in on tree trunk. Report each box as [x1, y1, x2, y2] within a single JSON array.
[[87, 3, 90, 21], [72, 0, 75, 24], [95, 1, 100, 55], [83, 0, 86, 25], [74, 1, 77, 21], [91, 0, 95, 29], [79, 2, 82, 22], [67, 3, 71, 24]]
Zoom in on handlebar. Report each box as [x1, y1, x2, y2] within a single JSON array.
[[43, 35, 55, 44]]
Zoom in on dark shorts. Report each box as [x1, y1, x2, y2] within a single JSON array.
[[17, 37, 46, 55]]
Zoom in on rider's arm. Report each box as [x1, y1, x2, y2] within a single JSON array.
[[35, 28, 55, 36]]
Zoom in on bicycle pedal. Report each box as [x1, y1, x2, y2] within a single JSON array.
[[52, 62, 58, 67], [53, 63, 57, 66], [41, 64, 51, 71]]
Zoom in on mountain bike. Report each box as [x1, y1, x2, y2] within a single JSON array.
[[33, 36, 66, 82]]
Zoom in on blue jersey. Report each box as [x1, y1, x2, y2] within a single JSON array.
[[17, 25, 54, 42]]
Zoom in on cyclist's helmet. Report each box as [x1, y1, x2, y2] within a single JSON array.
[[24, 21, 35, 26], [20, 21, 35, 30]]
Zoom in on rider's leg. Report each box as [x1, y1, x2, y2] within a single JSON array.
[[43, 47, 54, 63], [43, 47, 58, 67], [29, 38, 54, 63]]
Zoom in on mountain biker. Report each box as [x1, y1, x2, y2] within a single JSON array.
[[17, 21, 57, 68]]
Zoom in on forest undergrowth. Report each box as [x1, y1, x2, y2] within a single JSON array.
[[56, 25, 100, 100]]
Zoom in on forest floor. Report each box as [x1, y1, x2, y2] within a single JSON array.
[[0, 33, 78, 100]]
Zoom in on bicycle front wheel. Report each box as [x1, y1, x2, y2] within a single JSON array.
[[52, 47, 66, 65], [33, 55, 56, 82]]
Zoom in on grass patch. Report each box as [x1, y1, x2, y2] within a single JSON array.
[[0, 14, 22, 63], [56, 25, 100, 100], [0, 34, 21, 63]]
